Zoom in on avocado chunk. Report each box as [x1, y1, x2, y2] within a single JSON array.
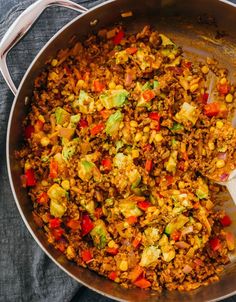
[[165, 214, 189, 235], [90, 219, 108, 249], [100, 89, 129, 109], [119, 200, 143, 218], [105, 110, 123, 136], [55, 107, 70, 125], [140, 246, 161, 268]]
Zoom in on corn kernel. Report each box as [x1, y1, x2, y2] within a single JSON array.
[[201, 65, 209, 74], [66, 246, 75, 259], [51, 59, 58, 67], [131, 149, 139, 158], [40, 137, 50, 147], [216, 159, 225, 168], [220, 77, 227, 85], [41, 180, 49, 186], [216, 120, 224, 129], [116, 84, 123, 90], [143, 126, 150, 133], [130, 120, 138, 128], [225, 93, 233, 103], [68, 94, 75, 101], [52, 88, 59, 94], [178, 181, 185, 189], [24, 161, 31, 170], [154, 133, 163, 143], [208, 142, 215, 151], [190, 83, 199, 93], [61, 90, 68, 96], [119, 260, 128, 271], [123, 222, 129, 228], [108, 240, 116, 248], [134, 132, 142, 142], [108, 81, 116, 89], [61, 180, 70, 191], [210, 127, 215, 132], [38, 114, 45, 123], [202, 148, 206, 156], [76, 79, 85, 89], [168, 53, 175, 60]]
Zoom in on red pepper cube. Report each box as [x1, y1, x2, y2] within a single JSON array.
[[137, 200, 151, 211], [113, 30, 124, 45], [81, 213, 94, 236], [209, 237, 221, 251], [25, 168, 36, 187], [220, 214, 232, 227], [49, 218, 61, 229], [108, 271, 117, 281], [81, 249, 92, 262], [25, 125, 34, 139]]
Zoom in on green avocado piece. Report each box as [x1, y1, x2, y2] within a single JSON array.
[[165, 214, 189, 235], [90, 219, 108, 249]]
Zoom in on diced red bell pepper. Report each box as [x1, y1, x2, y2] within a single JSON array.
[[37, 192, 49, 204], [220, 214, 232, 227], [133, 278, 151, 289], [49, 159, 58, 179], [204, 102, 221, 117], [100, 109, 112, 120], [93, 80, 105, 92], [142, 90, 155, 102], [149, 112, 161, 131], [129, 265, 144, 282], [90, 123, 105, 136], [25, 125, 34, 139], [101, 158, 112, 171], [145, 159, 153, 173], [49, 218, 61, 229], [218, 83, 229, 95], [81, 249, 92, 262], [209, 237, 221, 251], [113, 30, 124, 45], [67, 219, 80, 230], [94, 207, 103, 219], [34, 120, 44, 132], [126, 216, 138, 225], [126, 47, 138, 55], [171, 230, 181, 241], [225, 232, 235, 250], [77, 119, 88, 129], [81, 213, 94, 236], [108, 271, 117, 281], [166, 175, 174, 186], [137, 200, 151, 211], [52, 228, 64, 241], [149, 112, 161, 121], [203, 93, 209, 103], [106, 247, 118, 255], [132, 238, 141, 249], [25, 168, 36, 186]]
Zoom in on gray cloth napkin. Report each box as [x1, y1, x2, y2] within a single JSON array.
[[0, 1, 236, 302]]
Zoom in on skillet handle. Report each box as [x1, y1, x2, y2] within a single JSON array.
[[0, 0, 88, 95]]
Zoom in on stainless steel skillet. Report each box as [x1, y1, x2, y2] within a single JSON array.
[[1, 0, 236, 301]]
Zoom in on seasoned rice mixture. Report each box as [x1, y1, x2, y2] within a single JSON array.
[[16, 26, 236, 291]]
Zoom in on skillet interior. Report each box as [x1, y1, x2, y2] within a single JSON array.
[[7, 0, 236, 301]]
